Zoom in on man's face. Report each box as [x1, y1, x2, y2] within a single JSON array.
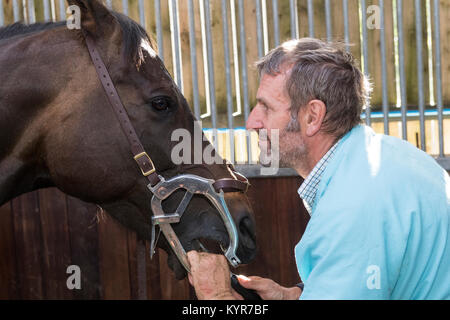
[[246, 71, 308, 168]]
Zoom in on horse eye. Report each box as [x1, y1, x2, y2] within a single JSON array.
[[150, 97, 170, 111]]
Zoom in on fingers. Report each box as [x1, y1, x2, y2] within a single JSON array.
[[237, 275, 265, 291], [186, 250, 200, 268], [186, 251, 235, 300]]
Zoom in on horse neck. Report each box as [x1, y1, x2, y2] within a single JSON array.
[[0, 30, 70, 205]]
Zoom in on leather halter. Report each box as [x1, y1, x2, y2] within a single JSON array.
[[82, 32, 250, 271]]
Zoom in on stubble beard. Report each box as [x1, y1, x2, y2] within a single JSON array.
[[278, 127, 308, 169], [259, 125, 309, 170]]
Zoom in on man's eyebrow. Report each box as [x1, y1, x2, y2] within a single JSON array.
[[256, 97, 270, 106]]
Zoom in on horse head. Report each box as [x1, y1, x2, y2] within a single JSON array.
[[0, 0, 256, 280]]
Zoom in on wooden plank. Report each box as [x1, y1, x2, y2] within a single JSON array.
[[66, 196, 102, 299], [146, 241, 163, 299], [235, 177, 308, 287], [38, 188, 73, 299], [275, 177, 306, 286], [158, 249, 192, 300], [98, 212, 131, 299], [126, 230, 139, 300], [11, 192, 44, 299], [0, 202, 18, 299]]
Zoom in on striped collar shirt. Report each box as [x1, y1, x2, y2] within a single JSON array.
[[298, 141, 340, 215]]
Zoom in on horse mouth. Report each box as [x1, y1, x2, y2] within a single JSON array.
[[168, 236, 228, 280], [191, 237, 227, 255]]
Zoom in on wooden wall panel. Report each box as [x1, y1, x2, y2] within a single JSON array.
[[236, 176, 308, 287], [11, 192, 44, 299], [38, 188, 73, 299], [65, 196, 102, 299], [0, 176, 308, 299], [0, 202, 18, 299]]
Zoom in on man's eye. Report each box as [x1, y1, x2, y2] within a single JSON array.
[[150, 97, 170, 111]]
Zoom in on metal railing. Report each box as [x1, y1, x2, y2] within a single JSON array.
[[1, 0, 448, 175]]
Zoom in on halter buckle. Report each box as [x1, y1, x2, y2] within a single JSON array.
[[134, 152, 156, 177]]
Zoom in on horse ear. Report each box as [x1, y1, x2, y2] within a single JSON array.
[[67, 0, 114, 37]]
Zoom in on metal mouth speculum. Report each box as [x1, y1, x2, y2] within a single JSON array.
[[147, 174, 241, 273]]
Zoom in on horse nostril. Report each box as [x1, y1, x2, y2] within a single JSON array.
[[239, 217, 256, 250]]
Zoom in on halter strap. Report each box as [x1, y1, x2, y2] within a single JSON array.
[[83, 32, 161, 186]]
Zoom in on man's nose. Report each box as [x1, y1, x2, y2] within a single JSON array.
[[246, 107, 264, 131]]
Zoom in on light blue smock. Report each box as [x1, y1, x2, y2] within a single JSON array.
[[295, 125, 450, 299]]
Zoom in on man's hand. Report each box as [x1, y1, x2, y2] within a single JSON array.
[[187, 251, 237, 300], [236, 275, 302, 300]]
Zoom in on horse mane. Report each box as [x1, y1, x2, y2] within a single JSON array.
[[0, 21, 66, 40], [0, 11, 156, 67]]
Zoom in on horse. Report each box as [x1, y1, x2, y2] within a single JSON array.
[[0, 0, 256, 281]]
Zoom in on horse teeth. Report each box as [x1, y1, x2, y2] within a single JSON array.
[[197, 239, 208, 253]]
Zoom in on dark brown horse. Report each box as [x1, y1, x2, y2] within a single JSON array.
[[0, 0, 256, 280]]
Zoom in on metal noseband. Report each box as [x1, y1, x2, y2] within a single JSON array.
[[83, 32, 250, 273], [149, 174, 242, 272]]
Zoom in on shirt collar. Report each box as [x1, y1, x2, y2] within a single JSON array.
[[297, 140, 340, 215]]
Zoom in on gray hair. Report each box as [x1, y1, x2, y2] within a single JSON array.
[[256, 38, 372, 138]]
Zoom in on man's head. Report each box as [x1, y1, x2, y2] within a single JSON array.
[[247, 38, 372, 175]]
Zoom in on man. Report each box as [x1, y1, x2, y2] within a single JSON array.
[[187, 38, 450, 300]]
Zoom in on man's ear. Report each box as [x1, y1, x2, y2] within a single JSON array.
[[302, 99, 327, 137], [67, 0, 114, 38]]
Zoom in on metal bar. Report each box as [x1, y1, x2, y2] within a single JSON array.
[[13, 0, 20, 22], [187, 0, 201, 120], [221, 0, 235, 164], [289, 0, 299, 39], [230, 0, 242, 117], [307, 0, 314, 37], [154, 0, 164, 61], [169, 0, 183, 92], [199, 0, 211, 120], [27, 0, 35, 24], [324, 0, 332, 41], [272, 0, 280, 47], [360, 0, 370, 125], [122, 0, 129, 16], [342, 0, 350, 51], [0, 0, 4, 26], [261, 0, 269, 54], [380, 0, 389, 135], [59, 0, 66, 20], [425, 0, 435, 107], [396, 0, 408, 140], [176, 192, 194, 216], [255, 0, 264, 58], [237, 0, 252, 163], [138, 0, 145, 26], [433, 0, 443, 157], [415, 0, 426, 151], [22, 0, 28, 24], [50, 0, 56, 21], [204, 0, 218, 129], [43, 0, 51, 21]]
